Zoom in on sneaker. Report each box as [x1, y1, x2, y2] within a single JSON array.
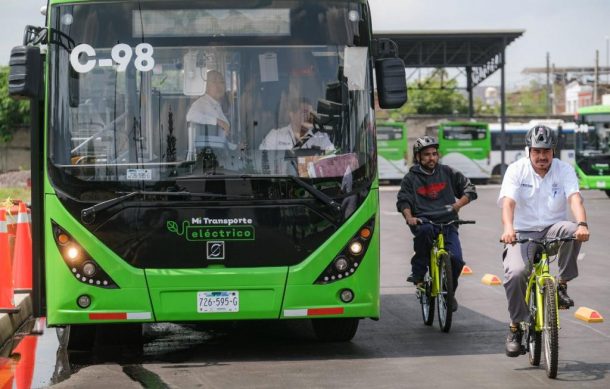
[[557, 283, 574, 309], [505, 325, 523, 357], [452, 297, 458, 312], [406, 273, 424, 285]]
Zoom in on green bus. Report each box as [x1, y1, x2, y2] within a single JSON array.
[[9, 0, 406, 347], [376, 121, 408, 181], [428, 121, 492, 183], [575, 105, 610, 197]]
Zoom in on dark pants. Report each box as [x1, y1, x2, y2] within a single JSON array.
[[410, 221, 465, 290]]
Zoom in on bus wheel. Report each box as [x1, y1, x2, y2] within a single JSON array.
[[66, 324, 97, 351], [312, 318, 359, 342], [492, 164, 507, 176], [605, 190, 610, 198]]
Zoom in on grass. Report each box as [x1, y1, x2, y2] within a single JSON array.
[[0, 187, 31, 204]]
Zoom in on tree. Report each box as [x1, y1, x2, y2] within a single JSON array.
[[506, 80, 547, 116], [0, 66, 30, 143], [396, 69, 468, 117]]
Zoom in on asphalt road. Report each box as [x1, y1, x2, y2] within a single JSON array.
[[22, 186, 610, 388]]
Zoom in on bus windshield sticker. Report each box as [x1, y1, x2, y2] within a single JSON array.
[[126, 169, 152, 180], [344, 47, 367, 91]]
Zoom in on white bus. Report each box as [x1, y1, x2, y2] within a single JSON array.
[[489, 120, 576, 175]]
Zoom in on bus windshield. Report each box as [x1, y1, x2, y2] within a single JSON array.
[[577, 115, 610, 155], [48, 0, 374, 194], [431, 122, 491, 182]]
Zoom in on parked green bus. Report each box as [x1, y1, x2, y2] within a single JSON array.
[[376, 121, 408, 181], [427, 121, 491, 183], [575, 105, 610, 197], [9, 0, 406, 347]]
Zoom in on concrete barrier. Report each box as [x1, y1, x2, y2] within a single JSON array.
[[0, 293, 32, 351]]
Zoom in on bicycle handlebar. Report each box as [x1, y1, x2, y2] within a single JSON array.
[[499, 236, 576, 248], [515, 236, 576, 245]]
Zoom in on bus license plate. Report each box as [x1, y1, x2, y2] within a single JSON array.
[[197, 291, 239, 313], [596, 181, 606, 188]]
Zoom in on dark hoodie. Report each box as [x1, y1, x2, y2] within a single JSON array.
[[396, 164, 477, 223]]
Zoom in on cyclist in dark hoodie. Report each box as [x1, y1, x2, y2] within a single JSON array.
[[396, 136, 477, 311]]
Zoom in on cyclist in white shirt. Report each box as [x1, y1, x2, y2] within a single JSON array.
[[498, 125, 590, 357], [259, 97, 334, 152]]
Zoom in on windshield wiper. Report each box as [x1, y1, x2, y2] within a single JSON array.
[[290, 176, 342, 213], [80, 190, 251, 223]]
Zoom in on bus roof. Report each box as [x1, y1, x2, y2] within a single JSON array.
[[376, 121, 406, 128], [489, 122, 577, 131], [440, 121, 488, 128], [577, 105, 610, 115]]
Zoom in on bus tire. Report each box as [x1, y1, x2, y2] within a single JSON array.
[[312, 318, 359, 342], [605, 190, 610, 198], [66, 324, 97, 351], [492, 164, 508, 176]]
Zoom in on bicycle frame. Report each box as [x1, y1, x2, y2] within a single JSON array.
[[429, 229, 448, 297], [524, 250, 559, 332]]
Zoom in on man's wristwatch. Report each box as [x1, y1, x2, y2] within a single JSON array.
[[577, 221, 588, 228]]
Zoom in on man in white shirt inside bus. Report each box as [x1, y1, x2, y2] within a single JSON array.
[[259, 97, 334, 152], [186, 70, 230, 136]]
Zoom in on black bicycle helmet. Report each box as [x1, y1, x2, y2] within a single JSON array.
[[525, 125, 557, 149], [413, 135, 439, 155]]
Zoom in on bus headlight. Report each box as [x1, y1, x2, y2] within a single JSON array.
[[52, 221, 119, 289], [315, 217, 375, 284]]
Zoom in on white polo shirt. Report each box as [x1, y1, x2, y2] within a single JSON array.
[[259, 125, 335, 151], [186, 94, 229, 126], [497, 157, 580, 231]]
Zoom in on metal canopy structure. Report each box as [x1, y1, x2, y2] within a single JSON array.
[[373, 30, 524, 176], [373, 30, 524, 117]]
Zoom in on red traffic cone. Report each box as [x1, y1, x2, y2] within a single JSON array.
[[0, 356, 16, 389], [12, 203, 32, 293], [12, 335, 37, 389], [0, 209, 19, 313]]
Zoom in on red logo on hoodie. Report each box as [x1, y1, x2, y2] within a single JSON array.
[[416, 182, 447, 199]]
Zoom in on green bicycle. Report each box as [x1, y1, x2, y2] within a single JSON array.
[[417, 219, 475, 332], [513, 236, 576, 379]]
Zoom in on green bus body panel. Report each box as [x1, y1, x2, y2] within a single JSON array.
[[282, 190, 380, 319], [45, 195, 153, 325], [44, 190, 379, 324], [146, 268, 288, 321], [576, 165, 610, 189]]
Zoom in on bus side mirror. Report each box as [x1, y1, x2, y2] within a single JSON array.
[[375, 57, 407, 109], [8, 45, 42, 99]]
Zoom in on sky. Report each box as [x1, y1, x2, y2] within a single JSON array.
[[1, 0, 609, 89]]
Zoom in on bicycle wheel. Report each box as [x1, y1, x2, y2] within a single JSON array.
[[542, 278, 559, 378], [437, 252, 454, 333], [419, 274, 435, 326], [526, 283, 541, 366]]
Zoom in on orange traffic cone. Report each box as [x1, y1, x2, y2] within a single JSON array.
[[0, 356, 16, 389], [0, 209, 19, 313], [12, 203, 32, 293], [12, 335, 37, 389]]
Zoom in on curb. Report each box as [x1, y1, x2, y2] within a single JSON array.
[[0, 293, 32, 350]]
